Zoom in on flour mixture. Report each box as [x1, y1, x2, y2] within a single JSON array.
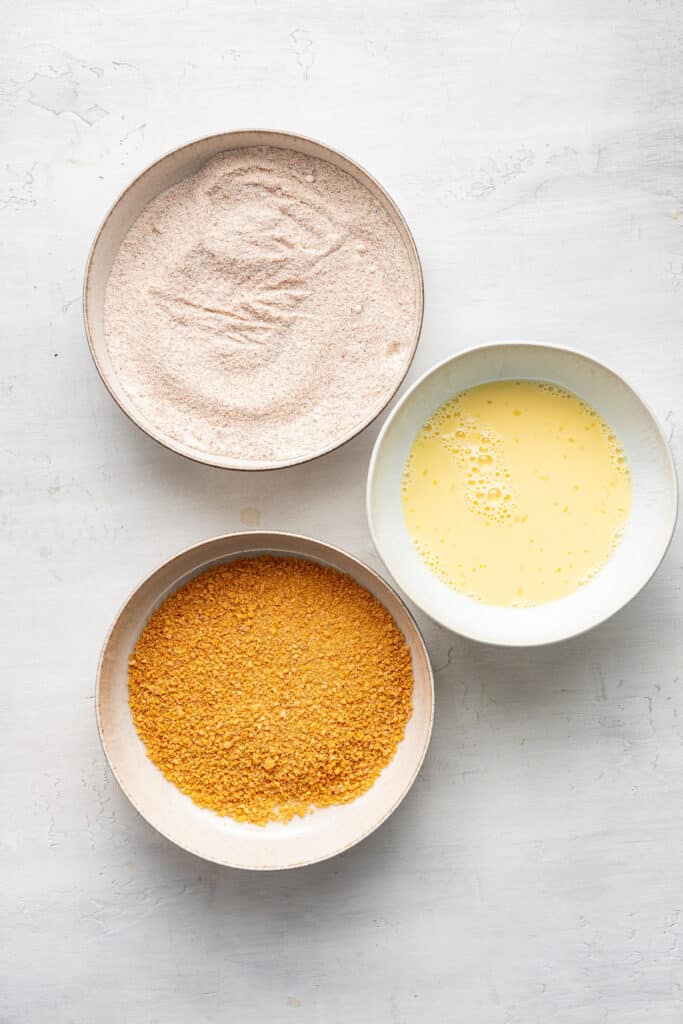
[[104, 145, 419, 462]]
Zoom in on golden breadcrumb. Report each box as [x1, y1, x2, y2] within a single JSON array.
[[128, 556, 414, 825]]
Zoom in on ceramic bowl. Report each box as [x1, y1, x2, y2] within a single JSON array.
[[83, 130, 423, 470], [367, 342, 678, 646], [97, 532, 434, 868]]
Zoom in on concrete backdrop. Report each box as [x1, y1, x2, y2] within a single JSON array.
[[2, 1, 682, 1021]]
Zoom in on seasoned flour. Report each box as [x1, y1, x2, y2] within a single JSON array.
[[104, 146, 419, 462]]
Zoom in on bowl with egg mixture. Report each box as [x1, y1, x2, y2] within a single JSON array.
[[367, 342, 677, 646]]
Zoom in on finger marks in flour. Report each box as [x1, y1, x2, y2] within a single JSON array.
[[104, 145, 418, 461]]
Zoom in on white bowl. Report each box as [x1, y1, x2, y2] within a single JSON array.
[[97, 533, 434, 868], [367, 343, 678, 646]]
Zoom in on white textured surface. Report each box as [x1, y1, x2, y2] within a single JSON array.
[[2, 2, 682, 1021]]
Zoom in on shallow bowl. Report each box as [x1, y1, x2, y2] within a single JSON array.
[[83, 130, 423, 470], [97, 532, 434, 868], [367, 342, 678, 646]]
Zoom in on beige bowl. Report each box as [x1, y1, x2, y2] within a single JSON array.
[[83, 130, 424, 470], [97, 532, 434, 869]]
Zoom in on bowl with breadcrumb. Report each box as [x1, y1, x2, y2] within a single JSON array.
[[97, 532, 434, 868]]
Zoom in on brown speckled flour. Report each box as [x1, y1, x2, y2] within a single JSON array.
[[104, 146, 419, 463]]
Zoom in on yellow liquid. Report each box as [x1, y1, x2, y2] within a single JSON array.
[[401, 380, 632, 607]]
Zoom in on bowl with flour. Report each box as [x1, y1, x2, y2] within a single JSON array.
[[84, 131, 424, 469]]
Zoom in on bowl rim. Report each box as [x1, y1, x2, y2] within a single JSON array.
[[83, 129, 425, 472], [367, 340, 679, 647], [95, 530, 435, 868]]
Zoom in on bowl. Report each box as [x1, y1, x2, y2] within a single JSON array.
[[83, 130, 424, 470], [97, 532, 434, 868], [367, 342, 678, 646]]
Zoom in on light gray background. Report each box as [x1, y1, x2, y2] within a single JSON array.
[[2, 2, 682, 1021]]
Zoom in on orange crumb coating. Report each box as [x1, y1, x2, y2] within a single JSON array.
[[128, 556, 414, 825]]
